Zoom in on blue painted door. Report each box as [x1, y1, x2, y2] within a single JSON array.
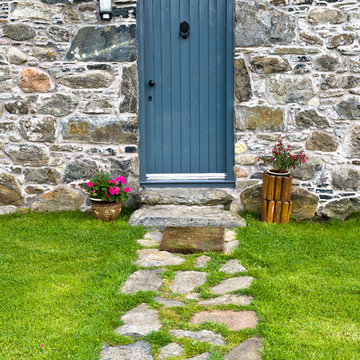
[[138, 0, 234, 187]]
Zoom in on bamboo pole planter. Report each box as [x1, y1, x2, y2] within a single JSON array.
[[261, 171, 293, 224]]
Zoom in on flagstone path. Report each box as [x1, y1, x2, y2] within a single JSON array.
[[100, 229, 262, 360]]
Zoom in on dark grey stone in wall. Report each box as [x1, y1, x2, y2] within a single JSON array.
[[234, 1, 295, 47], [65, 25, 137, 62], [120, 65, 138, 113], [2, 24, 36, 41]]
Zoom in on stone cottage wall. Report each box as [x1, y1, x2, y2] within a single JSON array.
[[233, 0, 360, 219], [0, 0, 139, 212], [0, 0, 359, 218]]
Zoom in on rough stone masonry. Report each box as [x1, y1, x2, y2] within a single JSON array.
[[0, 0, 359, 218]]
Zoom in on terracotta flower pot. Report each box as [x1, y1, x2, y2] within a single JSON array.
[[261, 170, 293, 224], [90, 199, 122, 222]]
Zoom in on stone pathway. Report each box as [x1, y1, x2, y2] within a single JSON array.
[[101, 229, 262, 360]]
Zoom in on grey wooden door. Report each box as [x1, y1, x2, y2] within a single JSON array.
[[138, 0, 234, 187]]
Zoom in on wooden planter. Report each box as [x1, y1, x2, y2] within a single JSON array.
[[261, 171, 293, 224]]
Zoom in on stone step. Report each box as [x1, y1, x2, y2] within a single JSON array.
[[133, 188, 235, 206], [128, 205, 246, 228]]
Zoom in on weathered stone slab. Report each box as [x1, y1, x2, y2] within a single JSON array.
[[3, 24, 35, 41], [323, 198, 360, 220], [159, 343, 183, 360], [198, 294, 253, 307], [65, 25, 137, 62], [11, 1, 60, 20], [195, 255, 211, 268], [291, 158, 324, 181], [24, 168, 59, 185], [315, 55, 340, 72], [120, 64, 138, 113], [234, 58, 251, 102], [186, 293, 201, 300], [153, 296, 185, 308], [39, 94, 78, 117], [128, 205, 246, 228], [62, 116, 137, 144], [63, 158, 96, 183], [0, 173, 24, 206], [133, 188, 234, 206], [5, 101, 29, 115], [350, 125, 360, 158], [135, 249, 184, 267], [144, 231, 163, 241], [19, 116, 56, 143], [249, 56, 291, 74], [137, 239, 160, 247], [169, 329, 226, 345], [224, 337, 262, 360], [114, 304, 161, 339], [220, 260, 247, 274], [188, 353, 210, 360], [225, 241, 239, 254], [234, 1, 294, 47], [120, 269, 164, 294], [100, 341, 153, 360], [336, 97, 360, 120], [211, 277, 254, 295], [306, 131, 339, 152], [307, 8, 345, 25], [225, 230, 237, 241], [7, 47, 27, 64], [170, 271, 207, 294], [58, 71, 113, 89], [240, 185, 319, 220], [235, 106, 284, 131], [4, 145, 49, 166], [18, 68, 54, 93], [31, 187, 84, 212], [190, 310, 257, 330], [332, 167, 360, 191], [295, 110, 331, 129]]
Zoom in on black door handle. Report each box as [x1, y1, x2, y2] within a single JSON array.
[[148, 80, 155, 87]]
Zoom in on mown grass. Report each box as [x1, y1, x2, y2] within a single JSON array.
[[1, 210, 359, 360], [0, 210, 145, 360]]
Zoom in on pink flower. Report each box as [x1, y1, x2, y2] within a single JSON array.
[[302, 159, 306, 162], [124, 187, 131, 193], [116, 176, 126, 184], [88, 182, 94, 187], [92, 190, 96, 193], [108, 179, 116, 185], [109, 186, 120, 195], [107, 195, 109, 198]]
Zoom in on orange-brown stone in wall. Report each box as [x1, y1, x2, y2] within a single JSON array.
[[18, 68, 53, 93]]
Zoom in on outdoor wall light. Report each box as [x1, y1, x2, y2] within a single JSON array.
[[99, 0, 112, 20]]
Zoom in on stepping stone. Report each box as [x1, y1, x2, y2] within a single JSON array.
[[190, 310, 258, 331], [224, 337, 262, 360], [153, 296, 185, 308], [211, 277, 254, 295], [186, 293, 201, 300], [120, 269, 163, 294], [169, 329, 226, 345], [160, 227, 225, 254], [170, 271, 207, 294], [195, 255, 211, 268], [135, 249, 184, 267], [100, 341, 153, 360], [198, 294, 253, 307], [137, 239, 160, 247], [225, 229, 237, 241], [188, 353, 210, 360], [225, 240, 239, 254], [128, 205, 246, 228], [219, 260, 247, 274], [114, 304, 161, 339], [159, 343, 183, 359], [144, 231, 163, 241]]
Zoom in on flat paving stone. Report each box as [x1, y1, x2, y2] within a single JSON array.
[[169, 329, 226, 345], [158, 343, 183, 359], [188, 353, 210, 360], [100, 341, 153, 360], [198, 294, 253, 307], [144, 231, 163, 242], [211, 277, 254, 295], [135, 249, 184, 267], [195, 255, 211, 268], [153, 296, 185, 308], [137, 239, 160, 247], [186, 293, 201, 300], [170, 271, 207, 294], [225, 229, 237, 241], [114, 304, 161, 339], [120, 269, 163, 294], [224, 337, 262, 360], [224, 240, 239, 254], [128, 205, 246, 228], [219, 260, 247, 274], [190, 310, 258, 331]]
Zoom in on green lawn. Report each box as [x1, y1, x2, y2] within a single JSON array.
[[0, 211, 359, 359]]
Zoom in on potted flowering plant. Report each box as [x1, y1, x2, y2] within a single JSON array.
[[256, 140, 308, 224], [86, 171, 131, 222]]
